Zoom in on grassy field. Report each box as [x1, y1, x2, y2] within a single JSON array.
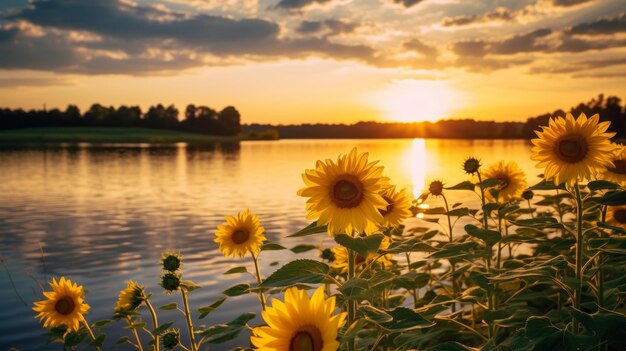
[[0, 127, 242, 144]]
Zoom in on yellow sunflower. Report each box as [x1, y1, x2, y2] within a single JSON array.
[[215, 209, 266, 258], [599, 144, 626, 186], [298, 148, 388, 235], [33, 277, 90, 336], [606, 205, 626, 230], [481, 161, 528, 202], [114, 280, 145, 314], [332, 236, 392, 273], [531, 113, 616, 185], [251, 286, 346, 351], [380, 186, 413, 228]]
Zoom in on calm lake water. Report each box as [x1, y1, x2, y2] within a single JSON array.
[[0, 139, 539, 350]]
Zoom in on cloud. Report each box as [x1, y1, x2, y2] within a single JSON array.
[[0, 77, 71, 88], [273, 0, 333, 10], [531, 57, 626, 74], [569, 12, 626, 35], [387, 0, 426, 8], [403, 39, 438, 58], [442, 7, 514, 27], [296, 19, 359, 35], [552, 0, 596, 7]]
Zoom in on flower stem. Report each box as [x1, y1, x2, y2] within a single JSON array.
[[251, 251, 266, 311], [144, 299, 160, 351], [81, 317, 101, 351], [573, 182, 584, 334], [348, 247, 356, 351], [405, 252, 418, 308], [180, 288, 198, 351], [442, 193, 458, 313], [477, 171, 494, 341], [127, 316, 145, 351]]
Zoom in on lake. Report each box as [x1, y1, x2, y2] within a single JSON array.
[[0, 139, 539, 350]]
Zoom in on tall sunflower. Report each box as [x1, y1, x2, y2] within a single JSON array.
[[33, 277, 90, 336], [606, 206, 626, 230], [481, 161, 528, 202], [600, 144, 626, 186], [298, 148, 388, 235], [215, 209, 266, 258], [251, 286, 346, 351], [115, 280, 145, 315], [531, 113, 616, 185], [332, 236, 392, 273], [379, 186, 413, 228]]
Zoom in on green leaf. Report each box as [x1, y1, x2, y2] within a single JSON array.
[[384, 236, 437, 254], [152, 322, 174, 336], [115, 336, 131, 346], [222, 283, 250, 297], [198, 297, 227, 319], [360, 305, 393, 324], [433, 342, 478, 351], [91, 319, 112, 328], [587, 180, 622, 191], [224, 266, 248, 275], [90, 334, 106, 348], [465, 224, 501, 246], [180, 280, 201, 292], [261, 259, 329, 287], [394, 272, 430, 290], [509, 217, 562, 229], [339, 278, 369, 301], [288, 221, 328, 237], [599, 190, 626, 206], [125, 322, 146, 330], [424, 207, 446, 215], [158, 302, 178, 310], [290, 244, 317, 253], [334, 234, 384, 258], [199, 312, 256, 344], [429, 242, 478, 259], [374, 307, 435, 332], [530, 180, 565, 191], [597, 221, 626, 235], [261, 242, 286, 251], [445, 207, 470, 217], [445, 181, 475, 191]]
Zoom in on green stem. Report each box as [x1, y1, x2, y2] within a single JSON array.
[[477, 171, 494, 341], [405, 253, 418, 308], [573, 182, 584, 334], [348, 247, 356, 351], [180, 288, 198, 351], [442, 193, 458, 313], [127, 317, 145, 351], [251, 251, 267, 311], [144, 299, 160, 351], [527, 199, 534, 218], [81, 317, 101, 351]]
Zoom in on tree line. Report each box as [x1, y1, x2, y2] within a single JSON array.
[[0, 103, 241, 136], [244, 94, 626, 139]]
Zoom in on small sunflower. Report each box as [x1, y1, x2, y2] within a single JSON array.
[[379, 187, 413, 228], [331, 236, 392, 273], [115, 280, 145, 315], [214, 209, 266, 258], [251, 286, 346, 351], [298, 148, 388, 235], [428, 180, 444, 196], [599, 144, 626, 186], [606, 206, 626, 230], [463, 157, 482, 174], [481, 161, 528, 202], [161, 252, 182, 272], [531, 113, 616, 185], [33, 277, 90, 336]]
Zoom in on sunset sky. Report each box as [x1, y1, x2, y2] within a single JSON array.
[[0, 0, 624, 124]]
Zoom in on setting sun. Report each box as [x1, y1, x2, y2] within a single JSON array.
[[366, 79, 464, 123]]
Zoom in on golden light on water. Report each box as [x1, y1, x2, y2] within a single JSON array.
[[405, 138, 427, 198]]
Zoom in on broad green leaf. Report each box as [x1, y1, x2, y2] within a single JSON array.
[[290, 244, 317, 253], [334, 234, 384, 258], [224, 266, 248, 275], [599, 190, 626, 206], [481, 178, 502, 188], [384, 236, 437, 254], [199, 312, 256, 344], [222, 283, 250, 297], [446, 207, 470, 217], [261, 259, 329, 287], [375, 307, 435, 332], [465, 224, 501, 246], [198, 297, 227, 319], [180, 280, 201, 292], [261, 242, 286, 251], [115, 336, 131, 346], [433, 342, 478, 351], [91, 319, 112, 328], [288, 221, 328, 237], [587, 180, 622, 191], [530, 180, 566, 191], [152, 322, 174, 336], [445, 181, 475, 191], [424, 207, 446, 215], [158, 302, 178, 310], [430, 242, 478, 259], [339, 278, 369, 300], [360, 305, 393, 324], [394, 271, 430, 290]]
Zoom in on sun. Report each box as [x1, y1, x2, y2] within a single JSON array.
[[366, 79, 463, 122]]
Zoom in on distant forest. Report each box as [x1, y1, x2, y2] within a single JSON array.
[[245, 94, 626, 139], [0, 103, 241, 136], [0, 94, 624, 139]]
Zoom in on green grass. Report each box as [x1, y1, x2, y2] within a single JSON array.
[[0, 127, 240, 144]]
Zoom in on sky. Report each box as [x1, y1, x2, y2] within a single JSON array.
[[0, 0, 624, 124]]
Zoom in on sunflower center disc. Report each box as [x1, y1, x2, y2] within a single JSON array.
[[289, 326, 323, 351], [54, 297, 76, 316], [332, 178, 363, 208], [609, 160, 626, 175], [379, 196, 394, 217], [497, 176, 510, 190], [614, 210, 626, 223], [555, 135, 588, 163], [231, 229, 250, 244]]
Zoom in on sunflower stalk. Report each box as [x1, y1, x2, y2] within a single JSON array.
[[180, 288, 198, 351], [81, 317, 101, 351], [126, 316, 145, 351], [442, 193, 458, 313], [144, 299, 160, 351], [572, 182, 584, 334], [476, 170, 495, 341], [251, 251, 267, 311], [348, 247, 356, 351]]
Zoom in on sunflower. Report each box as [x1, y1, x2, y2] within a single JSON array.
[[114, 280, 145, 315], [606, 206, 626, 230], [332, 236, 392, 273], [379, 186, 413, 228], [33, 277, 90, 336], [481, 161, 528, 202], [599, 144, 626, 186], [531, 113, 616, 185], [298, 148, 388, 235], [215, 209, 266, 258], [251, 286, 346, 351]]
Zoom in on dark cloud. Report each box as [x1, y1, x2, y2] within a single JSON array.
[[531, 57, 626, 74], [296, 19, 359, 35], [452, 41, 488, 57], [557, 35, 626, 52], [0, 77, 71, 88], [442, 7, 513, 27], [403, 39, 438, 58], [387, 0, 426, 8], [492, 28, 551, 55], [273, 0, 332, 10], [553, 0, 596, 7], [569, 13, 626, 35]]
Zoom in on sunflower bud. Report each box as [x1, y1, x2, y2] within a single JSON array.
[[463, 157, 482, 174], [160, 272, 181, 293], [114, 280, 145, 316], [428, 180, 444, 196], [161, 252, 182, 272], [321, 248, 335, 262], [522, 190, 534, 200], [161, 329, 180, 350]]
